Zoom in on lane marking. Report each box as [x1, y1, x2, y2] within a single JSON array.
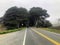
[[23, 28, 27, 45], [31, 28, 60, 45]]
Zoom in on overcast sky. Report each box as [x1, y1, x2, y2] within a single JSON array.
[[0, 0, 60, 25]]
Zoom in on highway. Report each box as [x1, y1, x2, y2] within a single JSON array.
[[0, 28, 60, 45]]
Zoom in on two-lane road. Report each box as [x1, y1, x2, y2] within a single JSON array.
[[0, 28, 60, 45]]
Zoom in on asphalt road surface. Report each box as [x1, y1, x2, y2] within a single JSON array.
[[25, 28, 60, 45], [0, 29, 25, 45], [0, 28, 60, 45]]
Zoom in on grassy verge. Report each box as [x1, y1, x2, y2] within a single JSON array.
[[0, 27, 26, 34], [39, 28, 60, 34]]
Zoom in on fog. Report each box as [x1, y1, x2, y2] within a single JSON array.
[[0, 0, 60, 26]]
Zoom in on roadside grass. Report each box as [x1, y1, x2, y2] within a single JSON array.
[[0, 27, 26, 34], [35, 28, 60, 34]]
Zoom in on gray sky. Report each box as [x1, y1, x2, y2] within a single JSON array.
[[0, 0, 60, 25]]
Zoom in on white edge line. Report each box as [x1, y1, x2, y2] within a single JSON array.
[[23, 28, 27, 45]]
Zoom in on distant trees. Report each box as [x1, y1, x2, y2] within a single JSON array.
[[3, 6, 29, 29], [36, 20, 52, 27], [15, 7, 28, 28], [3, 6, 18, 29], [29, 7, 51, 27], [2, 6, 52, 29]]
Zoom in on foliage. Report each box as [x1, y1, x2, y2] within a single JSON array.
[[40, 28, 60, 34], [0, 28, 24, 34], [2, 6, 52, 29], [29, 7, 51, 27], [3, 6, 28, 29]]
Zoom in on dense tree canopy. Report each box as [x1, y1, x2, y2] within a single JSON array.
[[2, 6, 52, 29], [29, 7, 50, 26], [3, 6, 18, 29]]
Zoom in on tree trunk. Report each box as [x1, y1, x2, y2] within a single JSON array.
[[17, 23, 19, 29]]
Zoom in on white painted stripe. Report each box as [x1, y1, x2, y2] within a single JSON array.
[[23, 28, 27, 45]]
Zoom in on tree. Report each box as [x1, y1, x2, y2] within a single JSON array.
[[17, 7, 29, 27], [3, 6, 52, 29], [3, 7, 29, 29], [29, 7, 51, 27], [3, 6, 19, 29], [36, 20, 52, 27], [44, 20, 52, 27]]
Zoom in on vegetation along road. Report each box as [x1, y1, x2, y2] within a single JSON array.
[[0, 28, 60, 45]]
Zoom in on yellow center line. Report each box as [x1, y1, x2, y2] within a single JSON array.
[[31, 29, 60, 45]]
